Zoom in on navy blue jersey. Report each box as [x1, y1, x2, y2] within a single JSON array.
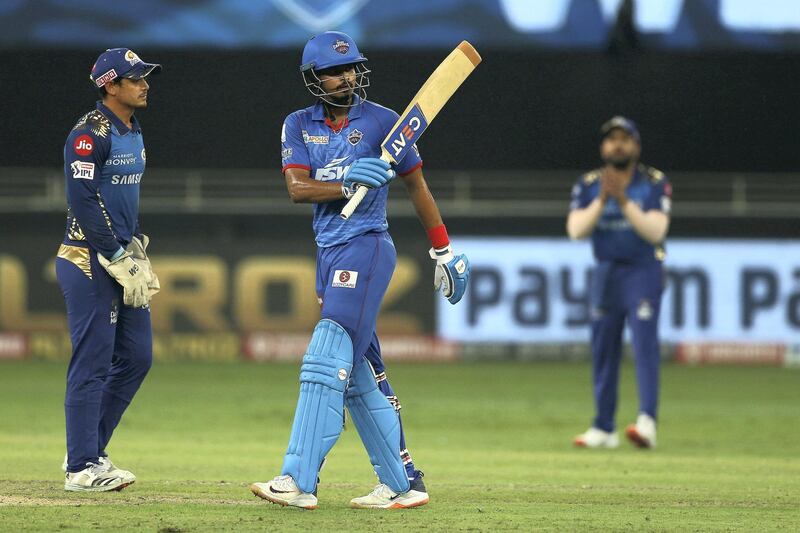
[[63, 101, 147, 258], [281, 96, 423, 248], [570, 165, 672, 263]]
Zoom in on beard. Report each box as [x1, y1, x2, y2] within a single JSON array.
[[603, 153, 634, 170], [329, 92, 352, 106]]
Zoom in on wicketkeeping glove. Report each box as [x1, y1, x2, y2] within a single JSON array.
[[429, 245, 470, 305], [127, 234, 160, 297], [97, 250, 152, 308], [342, 157, 396, 194]]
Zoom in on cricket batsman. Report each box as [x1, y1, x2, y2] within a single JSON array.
[[567, 117, 671, 449], [250, 31, 470, 509], [57, 48, 161, 491]]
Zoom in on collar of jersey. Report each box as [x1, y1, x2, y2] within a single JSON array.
[[311, 95, 364, 123], [95, 101, 141, 135]]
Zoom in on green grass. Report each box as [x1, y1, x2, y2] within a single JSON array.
[[1, 360, 798, 531]]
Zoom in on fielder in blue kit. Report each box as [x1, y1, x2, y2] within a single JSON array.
[[57, 48, 161, 491], [251, 31, 470, 510], [567, 117, 671, 450]]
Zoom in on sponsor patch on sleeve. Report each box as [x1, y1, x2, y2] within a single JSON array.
[[94, 69, 117, 87], [70, 161, 95, 180], [332, 269, 358, 289], [73, 134, 94, 156]]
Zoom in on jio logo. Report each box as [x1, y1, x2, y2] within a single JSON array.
[[74, 135, 94, 156]]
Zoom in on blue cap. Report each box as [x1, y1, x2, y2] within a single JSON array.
[[89, 48, 161, 88], [600, 116, 640, 143], [300, 31, 367, 72]]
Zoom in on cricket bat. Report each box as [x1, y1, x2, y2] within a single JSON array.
[[340, 40, 482, 220]]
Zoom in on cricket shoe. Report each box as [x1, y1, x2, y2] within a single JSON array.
[[64, 462, 133, 492], [250, 475, 318, 510], [573, 427, 620, 448], [626, 413, 657, 448], [62, 454, 136, 484], [349, 472, 430, 509]]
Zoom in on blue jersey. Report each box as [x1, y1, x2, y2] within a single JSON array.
[[570, 165, 672, 263], [63, 101, 147, 258], [281, 96, 423, 248]]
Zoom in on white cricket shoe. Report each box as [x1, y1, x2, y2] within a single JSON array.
[[250, 475, 318, 510], [63, 454, 136, 484], [626, 413, 657, 448], [349, 480, 430, 510], [573, 427, 620, 448], [64, 462, 133, 492]]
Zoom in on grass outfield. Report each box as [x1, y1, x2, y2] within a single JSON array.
[[1, 360, 798, 531]]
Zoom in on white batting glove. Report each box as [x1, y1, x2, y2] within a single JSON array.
[[97, 250, 152, 308], [127, 234, 160, 297]]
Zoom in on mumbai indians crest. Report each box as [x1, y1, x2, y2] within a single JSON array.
[[332, 39, 350, 54], [125, 50, 141, 65], [347, 129, 363, 146]]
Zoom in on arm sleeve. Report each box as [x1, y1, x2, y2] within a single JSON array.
[[281, 113, 311, 173], [64, 127, 121, 259], [646, 178, 672, 214], [380, 109, 423, 176], [569, 179, 591, 211]]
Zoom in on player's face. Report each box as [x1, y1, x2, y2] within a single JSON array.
[[109, 77, 150, 109], [317, 64, 357, 103], [601, 129, 640, 170]]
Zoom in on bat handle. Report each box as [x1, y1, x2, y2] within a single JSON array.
[[340, 186, 369, 220], [340, 152, 393, 221]]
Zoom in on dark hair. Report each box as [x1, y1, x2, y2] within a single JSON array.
[[96, 78, 123, 99]]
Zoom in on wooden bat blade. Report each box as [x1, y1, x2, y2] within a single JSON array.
[[341, 41, 481, 220], [381, 40, 482, 164]]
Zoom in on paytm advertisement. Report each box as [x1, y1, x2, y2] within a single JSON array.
[[438, 238, 800, 344]]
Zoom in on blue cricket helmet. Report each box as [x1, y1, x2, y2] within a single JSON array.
[[300, 31, 370, 107], [300, 31, 367, 73]]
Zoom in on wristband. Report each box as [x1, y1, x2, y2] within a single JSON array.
[[426, 224, 449, 249]]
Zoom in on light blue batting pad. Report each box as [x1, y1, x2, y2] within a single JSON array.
[[345, 355, 411, 494], [281, 319, 353, 494]]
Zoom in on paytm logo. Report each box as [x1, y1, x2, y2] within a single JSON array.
[[315, 157, 351, 181], [383, 104, 428, 161]]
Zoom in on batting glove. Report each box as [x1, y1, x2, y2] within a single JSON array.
[[127, 234, 160, 297], [97, 250, 152, 308], [429, 245, 470, 305], [342, 157, 396, 190]]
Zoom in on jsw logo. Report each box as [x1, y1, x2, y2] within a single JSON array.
[[315, 157, 351, 182], [389, 116, 422, 157]]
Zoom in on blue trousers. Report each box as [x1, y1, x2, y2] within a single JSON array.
[[317, 231, 417, 479], [56, 246, 152, 473], [590, 260, 663, 432]]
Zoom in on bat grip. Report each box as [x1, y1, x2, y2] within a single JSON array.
[[340, 186, 369, 220], [340, 152, 393, 221]]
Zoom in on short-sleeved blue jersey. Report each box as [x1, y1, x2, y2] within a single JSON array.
[[281, 96, 423, 248], [570, 165, 672, 263], [63, 101, 147, 258]]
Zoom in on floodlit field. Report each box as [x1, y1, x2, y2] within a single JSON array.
[[1, 360, 798, 531]]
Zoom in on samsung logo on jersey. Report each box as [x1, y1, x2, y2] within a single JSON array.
[[111, 173, 143, 185]]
